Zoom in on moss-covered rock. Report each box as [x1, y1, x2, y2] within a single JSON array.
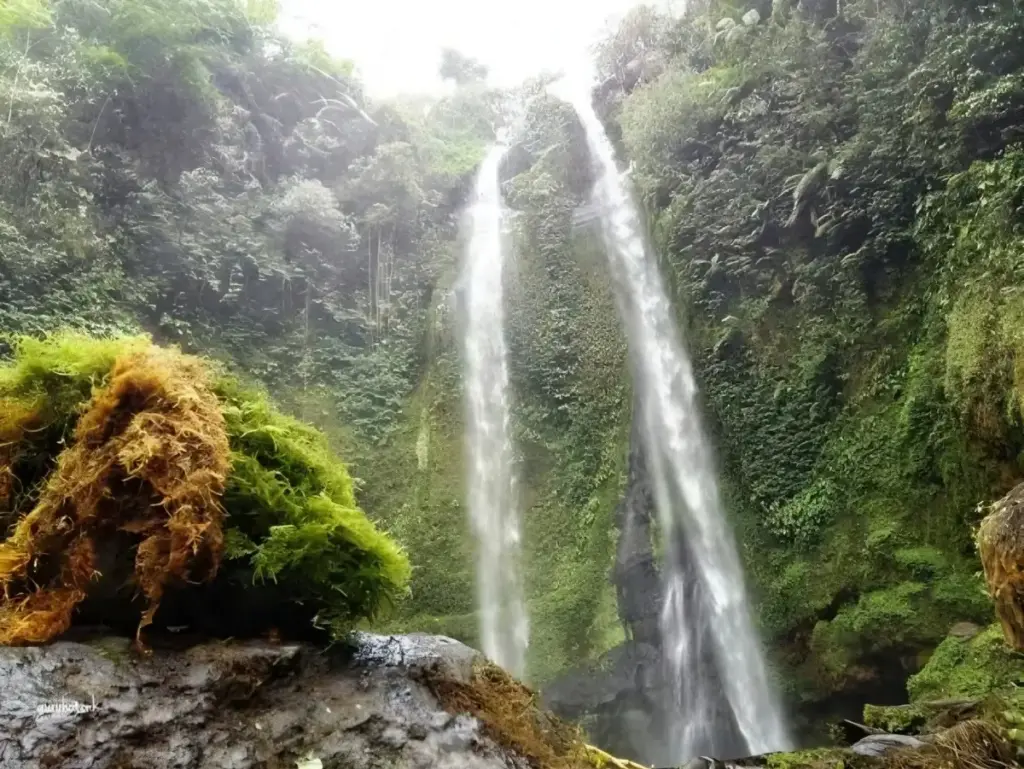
[[907, 624, 1024, 707], [862, 704, 928, 735], [762, 748, 879, 769], [0, 333, 410, 645]]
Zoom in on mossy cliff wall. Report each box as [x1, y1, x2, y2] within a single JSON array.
[[591, 0, 1024, 714], [7, 0, 1024, 725], [361, 96, 634, 683]]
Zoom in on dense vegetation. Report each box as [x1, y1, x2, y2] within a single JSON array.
[[5, 0, 1024, 740], [0, 0, 632, 679], [600, 0, 1024, 705]]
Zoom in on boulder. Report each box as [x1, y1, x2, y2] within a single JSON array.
[[850, 733, 925, 757], [0, 632, 530, 769]]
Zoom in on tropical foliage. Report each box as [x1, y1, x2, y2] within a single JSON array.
[[0, 0, 494, 442], [603, 0, 1024, 708], [5, 0, 1024, 730]]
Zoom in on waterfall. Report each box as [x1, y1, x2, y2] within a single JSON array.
[[556, 80, 791, 760], [461, 145, 529, 677]]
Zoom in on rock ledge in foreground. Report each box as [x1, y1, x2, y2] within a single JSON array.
[[0, 632, 528, 769]]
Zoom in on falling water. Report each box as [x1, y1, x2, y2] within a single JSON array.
[[557, 80, 791, 760], [461, 145, 529, 677]]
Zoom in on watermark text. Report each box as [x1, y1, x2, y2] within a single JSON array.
[[35, 694, 100, 717]]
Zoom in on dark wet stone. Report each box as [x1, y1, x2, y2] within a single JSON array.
[[0, 634, 525, 769], [851, 733, 926, 756]]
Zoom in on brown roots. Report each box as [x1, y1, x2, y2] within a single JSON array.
[[428, 661, 593, 769], [978, 482, 1024, 651], [885, 719, 1016, 769], [0, 347, 230, 645]]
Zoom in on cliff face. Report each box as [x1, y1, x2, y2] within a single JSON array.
[[364, 102, 634, 685], [542, 421, 668, 765], [612, 418, 662, 648], [530, 0, 1024, 745], [543, 421, 744, 767], [588, 0, 1024, 717]]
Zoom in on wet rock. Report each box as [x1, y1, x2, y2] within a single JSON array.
[[851, 733, 925, 757], [0, 633, 529, 769]]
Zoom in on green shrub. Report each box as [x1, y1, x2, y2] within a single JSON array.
[[863, 703, 927, 734]]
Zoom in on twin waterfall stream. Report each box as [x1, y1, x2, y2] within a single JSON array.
[[461, 81, 791, 763], [462, 145, 529, 678]]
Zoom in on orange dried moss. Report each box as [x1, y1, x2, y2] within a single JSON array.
[[978, 482, 1024, 651], [0, 398, 40, 510], [428, 661, 592, 769], [885, 719, 1015, 769], [0, 347, 230, 645]]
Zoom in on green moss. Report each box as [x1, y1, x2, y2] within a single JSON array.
[[506, 216, 632, 683], [765, 747, 878, 769], [0, 332, 411, 640], [810, 576, 990, 687], [0, 332, 152, 432], [908, 625, 1024, 704], [862, 703, 927, 734], [893, 547, 949, 579], [351, 365, 476, 622], [85, 636, 134, 666]]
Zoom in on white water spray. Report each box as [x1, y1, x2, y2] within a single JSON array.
[[556, 77, 791, 760], [462, 145, 529, 677]]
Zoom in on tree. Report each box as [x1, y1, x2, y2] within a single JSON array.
[[438, 47, 488, 85], [593, 5, 670, 86]]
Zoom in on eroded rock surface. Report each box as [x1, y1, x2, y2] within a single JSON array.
[[0, 632, 528, 769]]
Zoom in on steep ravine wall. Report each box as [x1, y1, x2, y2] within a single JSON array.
[[376, 4, 1024, 748], [362, 211, 632, 686], [8, 0, 1023, 751], [583, 0, 1024, 736]]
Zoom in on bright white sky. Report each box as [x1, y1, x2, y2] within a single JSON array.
[[278, 0, 677, 97]]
